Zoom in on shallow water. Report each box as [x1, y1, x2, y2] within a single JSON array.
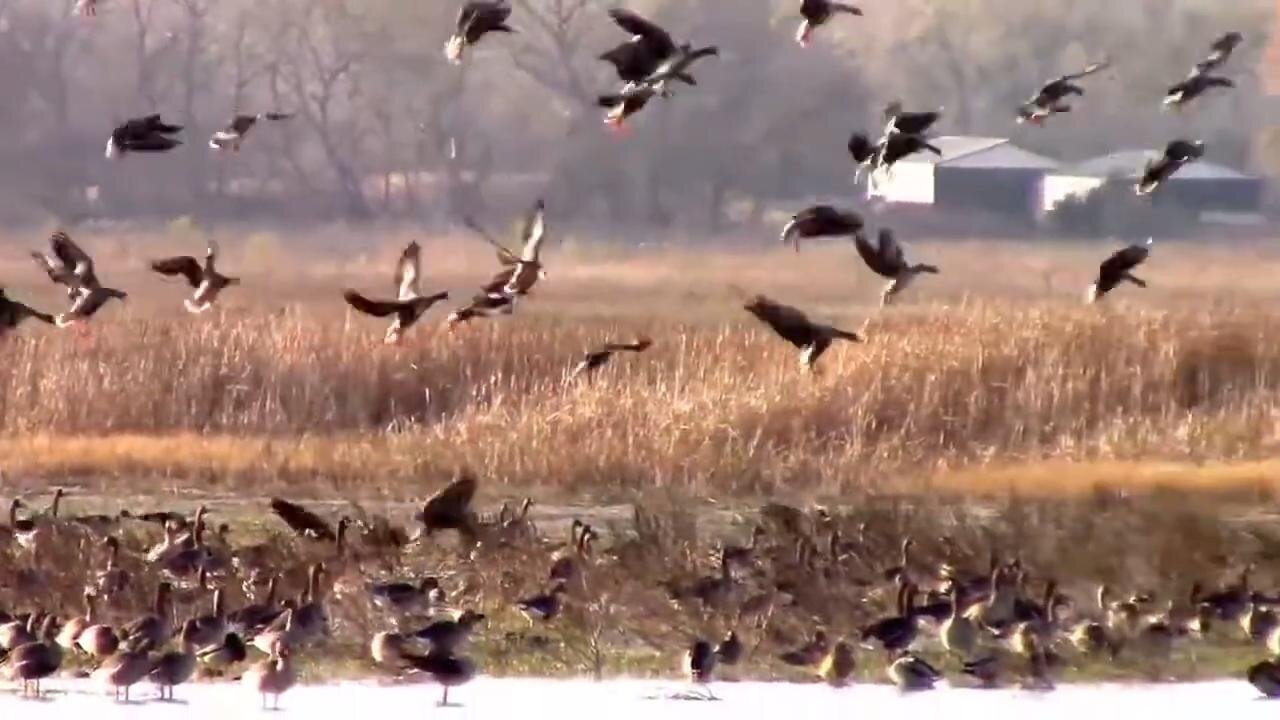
[[0, 677, 1270, 719]]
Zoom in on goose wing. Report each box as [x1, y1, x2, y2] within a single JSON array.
[[395, 241, 422, 301], [1098, 242, 1149, 280], [1060, 60, 1110, 83], [343, 290, 403, 318], [517, 200, 547, 262], [50, 230, 98, 287], [150, 256, 204, 288], [462, 217, 519, 266], [268, 498, 335, 540], [744, 294, 816, 349], [607, 8, 675, 57], [878, 228, 908, 273]]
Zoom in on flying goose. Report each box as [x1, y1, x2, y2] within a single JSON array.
[[444, 1, 513, 64], [780, 205, 863, 252], [1016, 61, 1110, 125], [105, 114, 183, 158], [848, 132, 941, 179], [150, 240, 239, 313], [344, 241, 449, 344], [1196, 32, 1243, 74], [209, 112, 292, 151], [744, 294, 862, 369], [32, 230, 127, 327], [1087, 238, 1151, 303], [269, 497, 336, 541], [32, 229, 97, 298], [445, 290, 514, 328], [797, 0, 861, 47], [0, 288, 54, 337], [854, 228, 939, 306], [641, 44, 719, 96], [1136, 140, 1204, 195], [570, 338, 653, 379], [883, 101, 941, 137], [598, 85, 657, 130], [1163, 71, 1234, 109], [600, 8, 679, 84], [497, 200, 548, 296]]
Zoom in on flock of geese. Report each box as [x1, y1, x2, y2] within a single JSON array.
[[3, 484, 1280, 707], [0, 2, 1248, 369], [0, 0, 1269, 707]]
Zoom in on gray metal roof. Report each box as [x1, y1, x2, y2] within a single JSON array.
[[897, 135, 1060, 170]]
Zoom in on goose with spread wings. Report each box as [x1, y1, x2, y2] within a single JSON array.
[[854, 229, 939, 306], [1016, 61, 1109, 125], [570, 338, 653, 379], [1164, 70, 1234, 109], [1087, 239, 1151, 303], [343, 242, 449, 344], [882, 101, 941, 138], [105, 115, 183, 159], [444, 1, 514, 64], [848, 132, 941, 180], [32, 230, 127, 326], [599, 45, 717, 129], [461, 199, 548, 297], [796, 0, 862, 47], [0, 289, 54, 338], [150, 241, 239, 313], [781, 205, 863, 252], [1196, 32, 1243, 74], [1136, 140, 1204, 195], [209, 113, 293, 152], [744, 294, 862, 369], [599, 8, 679, 85]]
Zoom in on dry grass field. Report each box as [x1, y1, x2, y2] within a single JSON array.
[[3, 225, 1280, 505]]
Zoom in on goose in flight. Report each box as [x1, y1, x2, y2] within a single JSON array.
[[32, 230, 98, 299], [570, 338, 653, 379], [463, 199, 548, 297], [1016, 61, 1110, 125], [781, 205, 863, 252], [209, 113, 293, 151], [1087, 239, 1151, 303], [598, 86, 656, 130], [1164, 70, 1234, 109], [641, 44, 718, 96], [598, 46, 717, 129], [854, 229, 939, 306], [1196, 32, 1243, 74], [31, 231, 126, 327], [150, 241, 239, 313], [0, 288, 54, 337], [1136, 140, 1204, 195], [848, 132, 941, 180], [599, 8, 679, 85], [268, 498, 336, 541], [743, 294, 862, 369], [883, 101, 941, 137], [796, 0, 862, 47], [343, 241, 449, 344], [105, 115, 182, 158], [444, 1, 514, 64]]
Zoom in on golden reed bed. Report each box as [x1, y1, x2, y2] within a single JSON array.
[[3, 229, 1280, 501]]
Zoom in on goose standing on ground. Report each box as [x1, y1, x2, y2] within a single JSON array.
[[344, 241, 449, 345], [570, 338, 653, 379], [150, 240, 239, 313], [105, 114, 183, 158], [4, 615, 61, 698], [780, 205, 863, 252], [817, 640, 856, 686], [209, 112, 293, 151], [796, 0, 862, 47], [0, 288, 54, 337], [744, 294, 862, 369], [1164, 71, 1234, 109], [1136, 140, 1204, 195], [599, 8, 677, 85], [244, 638, 296, 710], [685, 638, 716, 683], [1087, 238, 1152, 303], [444, 1, 513, 64], [403, 649, 475, 706], [1196, 31, 1244, 74], [1016, 62, 1110, 125], [854, 228, 939, 306], [150, 623, 197, 701]]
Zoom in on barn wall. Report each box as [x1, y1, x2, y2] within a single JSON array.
[[933, 167, 1045, 220], [867, 163, 935, 204]]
